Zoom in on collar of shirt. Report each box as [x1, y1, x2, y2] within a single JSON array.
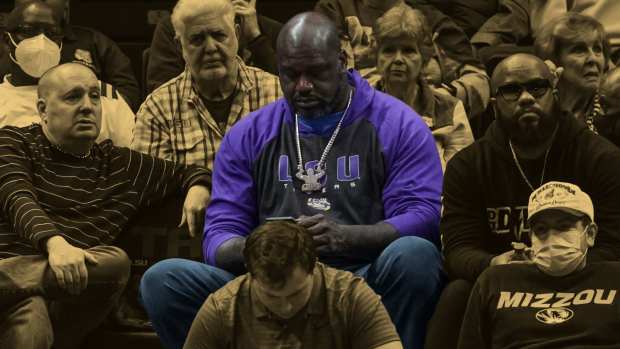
[[251, 263, 327, 320], [298, 111, 345, 137], [181, 56, 256, 105], [171, 57, 254, 134]]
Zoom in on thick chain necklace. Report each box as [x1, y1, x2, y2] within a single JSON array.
[[294, 89, 353, 193], [508, 125, 557, 192], [50, 143, 91, 159]]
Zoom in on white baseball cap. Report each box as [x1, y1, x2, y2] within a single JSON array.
[[528, 181, 594, 223]]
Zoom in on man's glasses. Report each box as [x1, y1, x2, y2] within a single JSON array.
[[13, 24, 63, 41], [496, 79, 552, 101]]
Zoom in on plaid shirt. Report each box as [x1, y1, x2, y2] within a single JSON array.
[[132, 58, 281, 169]]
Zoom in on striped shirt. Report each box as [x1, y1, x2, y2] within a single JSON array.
[[131, 57, 281, 169], [0, 124, 210, 260]]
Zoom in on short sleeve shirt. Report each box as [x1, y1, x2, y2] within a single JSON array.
[[184, 263, 401, 349]]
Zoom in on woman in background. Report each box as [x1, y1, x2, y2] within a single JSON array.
[[373, 3, 474, 171]]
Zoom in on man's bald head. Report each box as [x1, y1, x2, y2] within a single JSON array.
[[36, 61, 102, 150], [6, 0, 59, 32], [14, 0, 66, 16], [491, 54, 555, 94], [491, 54, 560, 151], [38, 62, 96, 99], [276, 12, 350, 119], [276, 12, 341, 58]]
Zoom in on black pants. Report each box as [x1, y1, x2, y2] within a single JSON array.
[[425, 279, 473, 349]]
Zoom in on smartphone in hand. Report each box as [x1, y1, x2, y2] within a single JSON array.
[[265, 216, 297, 222]]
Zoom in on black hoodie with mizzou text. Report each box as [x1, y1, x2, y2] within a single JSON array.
[[441, 113, 620, 282]]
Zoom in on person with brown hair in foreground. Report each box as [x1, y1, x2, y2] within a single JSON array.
[[184, 221, 403, 349]]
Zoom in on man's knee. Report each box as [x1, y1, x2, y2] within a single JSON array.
[[0, 296, 54, 349], [382, 236, 442, 270], [87, 246, 131, 286], [373, 236, 444, 289], [140, 258, 187, 300], [140, 259, 233, 311]]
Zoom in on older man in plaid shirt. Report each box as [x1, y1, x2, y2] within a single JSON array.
[[132, 0, 281, 171]]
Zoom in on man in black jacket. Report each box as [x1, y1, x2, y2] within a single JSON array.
[[0, 0, 140, 110], [426, 53, 620, 349]]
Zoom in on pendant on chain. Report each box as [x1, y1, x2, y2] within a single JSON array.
[[296, 167, 325, 193]]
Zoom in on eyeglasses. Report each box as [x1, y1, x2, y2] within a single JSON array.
[[496, 79, 552, 101], [13, 24, 63, 41]]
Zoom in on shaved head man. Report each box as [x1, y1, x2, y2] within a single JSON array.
[[597, 67, 620, 147], [276, 12, 350, 119], [490, 54, 560, 159], [436, 52, 620, 349], [140, 10, 445, 349], [37, 63, 102, 155]]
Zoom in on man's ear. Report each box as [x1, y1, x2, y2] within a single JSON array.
[[37, 98, 47, 122], [586, 222, 598, 248]]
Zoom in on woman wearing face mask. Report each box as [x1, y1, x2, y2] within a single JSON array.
[[535, 13, 610, 134], [458, 181, 620, 349], [372, 4, 474, 172]]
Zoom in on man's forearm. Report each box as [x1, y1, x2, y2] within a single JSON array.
[[342, 222, 399, 257], [214, 237, 247, 275]]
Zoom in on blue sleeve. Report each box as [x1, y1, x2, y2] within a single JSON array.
[[202, 132, 258, 266], [378, 103, 443, 245]]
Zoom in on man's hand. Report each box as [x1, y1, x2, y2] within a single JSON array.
[[297, 214, 350, 255], [232, 0, 261, 43], [179, 185, 210, 238], [490, 249, 533, 266], [46, 236, 98, 295]]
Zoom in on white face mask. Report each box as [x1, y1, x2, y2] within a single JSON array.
[[531, 224, 590, 277], [8, 33, 62, 78]]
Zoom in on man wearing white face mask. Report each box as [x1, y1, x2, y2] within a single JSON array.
[[458, 181, 620, 349], [0, 1, 135, 147], [8, 32, 62, 79], [0, 0, 141, 111]]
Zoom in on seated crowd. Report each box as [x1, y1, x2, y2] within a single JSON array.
[[0, 0, 619, 348]]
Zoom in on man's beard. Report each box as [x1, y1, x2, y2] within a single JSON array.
[[294, 79, 348, 119], [501, 103, 561, 146]]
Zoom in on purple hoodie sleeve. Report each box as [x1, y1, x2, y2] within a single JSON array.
[[202, 133, 258, 265], [202, 101, 284, 265], [373, 94, 443, 244]]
